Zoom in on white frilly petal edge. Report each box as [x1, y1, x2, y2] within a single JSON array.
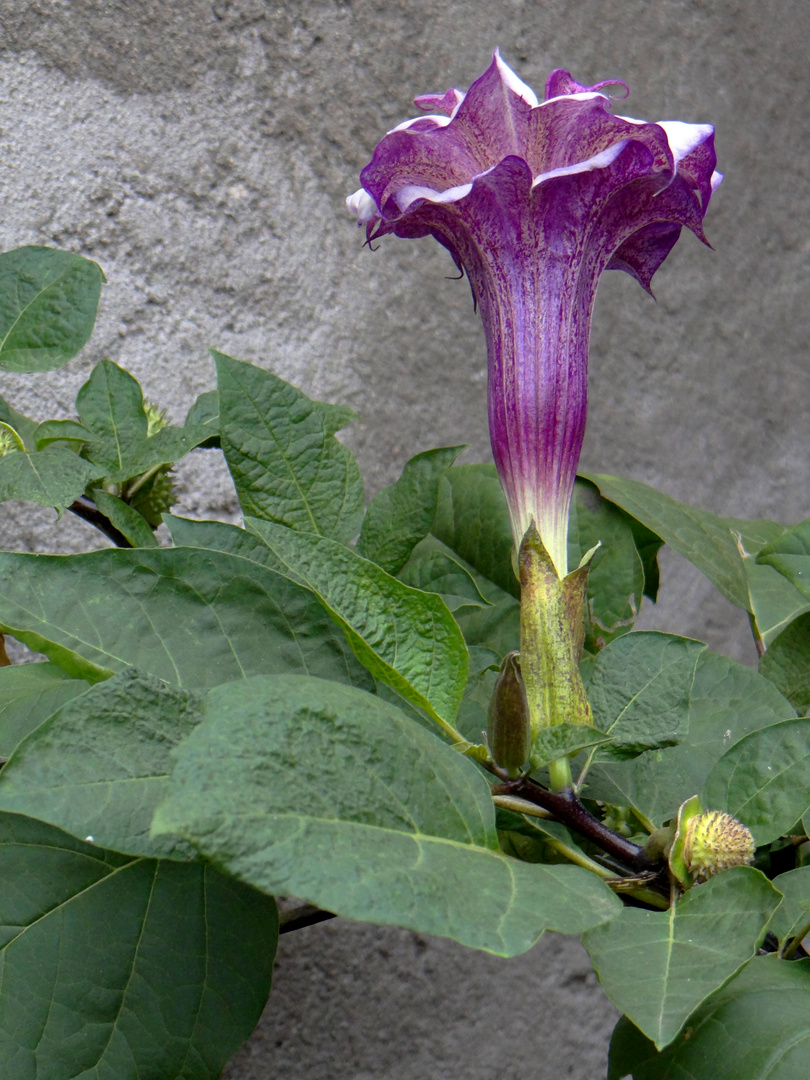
[[387, 114, 453, 135], [394, 181, 474, 213], [656, 120, 715, 166], [494, 50, 539, 108], [346, 188, 379, 223], [531, 139, 629, 188]]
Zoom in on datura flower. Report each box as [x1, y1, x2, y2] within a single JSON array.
[[348, 51, 721, 578]]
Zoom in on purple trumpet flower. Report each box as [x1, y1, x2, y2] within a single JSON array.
[[348, 51, 721, 578]]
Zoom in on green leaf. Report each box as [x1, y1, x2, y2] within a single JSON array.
[[588, 632, 706, 760], [759, 612, 810, 714], [771, 867, 810, 943], [0, 246, 104, 372], [185, 389, 220, 447], [0, 394, 38, 449], [584, 650, 797, 828], [357, 445, 466, 573], [77, 357, 148, 445], [171, 514, 469, 737], [153, 675, 621, 956], [529, 723, 613, 770], [0, 662, 90, 758], [213, 350, 365, 543], [758, 520, 810, 609], [397, 534, 491, 610], [0, 546, 373, 689], [33, 418, 94, 450], [703, 718, 810, 844], [0, 447, 106, 508], [0, 812, 276, 1079], [583, 866, 781, 1049], [583, 472, 807, 643], [0, 669, 202, 858], [432, 463, 519, 598], [568, 479, 646, 646], [75, 359, 211, 481], [92, 489, 160, 547], [608, 956, 810, 1080]]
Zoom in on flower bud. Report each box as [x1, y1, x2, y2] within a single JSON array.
[[487, 652, 531, 777], [682, 810, 755, 882]]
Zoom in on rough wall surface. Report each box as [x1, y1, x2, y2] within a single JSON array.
[[0, 2, 808, 1077]]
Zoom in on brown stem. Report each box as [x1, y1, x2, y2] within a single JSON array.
[[68, 496, 133, 548], [278, 903, 337, 934], [491, 773, 655, 873]]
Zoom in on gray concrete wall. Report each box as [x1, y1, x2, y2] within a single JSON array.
[[1, 2, 808, 1077]]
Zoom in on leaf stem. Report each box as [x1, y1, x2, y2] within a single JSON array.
[[68, 496, 133, 548], [490, 772, 654, 874], [779, 917, 810, 960]]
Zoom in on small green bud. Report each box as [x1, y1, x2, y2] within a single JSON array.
[[487, 652, 531, 777], [0, 422, 24, 457], [143, 399, 170, 437], [682, 810, 755, 882]]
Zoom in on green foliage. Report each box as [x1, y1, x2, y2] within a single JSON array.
[[213, 349, 365, 542], [152, 674, 620, 956], [0, 813, 277, 1080], [584, 866, 781, 1049], [588, 632, 706, 760], [585, 649, 797, 827], [0, 247, 104, 372], [583, 472, 809, 646], [1, 243, 809, 1078], [608, 957, 810, 1080]]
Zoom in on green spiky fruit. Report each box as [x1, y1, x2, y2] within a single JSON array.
[[682, 810, 755, 882], [130, 468, 177, 527], [143, 399, 169, 437]]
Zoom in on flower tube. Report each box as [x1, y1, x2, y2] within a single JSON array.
[[348, 51, 721, 580]]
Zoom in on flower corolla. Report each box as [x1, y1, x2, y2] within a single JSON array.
[[348, 51, 721, 577]]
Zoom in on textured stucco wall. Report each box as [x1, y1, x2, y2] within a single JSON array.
[[1, 2, 808, 1077]]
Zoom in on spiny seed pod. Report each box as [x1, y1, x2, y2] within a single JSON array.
[[682, 810, 755, 882], [487, 652, 531, 778], [130, 468, 177, 527]]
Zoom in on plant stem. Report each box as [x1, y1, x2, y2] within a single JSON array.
[[278, 903, 337, 934], [68, 496, 133, 548], [490, 773, 653, 873], [779, 917, 810, 960]]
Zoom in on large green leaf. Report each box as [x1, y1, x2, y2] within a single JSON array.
[[584, 866, 781, 1049], [0, 669, 202, 859], [0, 546, 372, 689], [608, 956, 810, 1080], [357, 445, 466, 573], [153, 675, 621, 956], [703, 718, 810, 844], [587, 632, 706, 760], [0, 246, 104, 372], [74, 359, 211, 481], [759, 612, 810, 714], [168, 514, 468, 737], [396, 535, 491, 611], [432, 463, 518, 598], [771, 867, 810, 944], [583, 472, 807, 643], [568, 480, 646, 646], [0, 662, 90, 758], [213, 350, 365, 543], [0, 812, 276, 1079], [0, 447, 105, 508], [583, 651, 796, 828]]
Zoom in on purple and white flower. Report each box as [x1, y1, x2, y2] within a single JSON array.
[[348, 51, 721, 577]]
